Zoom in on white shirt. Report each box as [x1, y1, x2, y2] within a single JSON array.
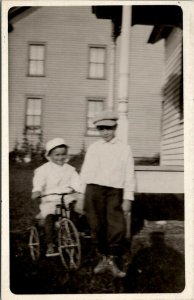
[[80, 138, 136, 200], [32, 161, 81, 218], [32, 161, 80, 195]]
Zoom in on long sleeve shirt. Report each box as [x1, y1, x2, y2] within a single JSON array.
[[80, 138, 136, 200], [32, 161, 80, 196], [32, 161, 81, 218]]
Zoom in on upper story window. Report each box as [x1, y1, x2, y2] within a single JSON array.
[[28, 43, 45, 76], [25, 96, 42, 135], [87, 98, 104, 135], [88, 46, 106, 79]]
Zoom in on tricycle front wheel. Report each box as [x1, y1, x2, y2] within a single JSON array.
[[58, 218, 81, 270]]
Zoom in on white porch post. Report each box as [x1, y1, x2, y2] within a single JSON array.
[[116, 5, 132, 144], [116, 6, 132, 239], [107, 40, 116, 110]]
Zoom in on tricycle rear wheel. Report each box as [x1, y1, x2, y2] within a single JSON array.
[[29, 226, 40, 261]]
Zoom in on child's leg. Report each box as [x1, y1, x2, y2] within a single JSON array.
[[84, 184, 108, 255], [105, 188, 127, 278], [45, 214, 57, 246], [106, 187, 126, 256]]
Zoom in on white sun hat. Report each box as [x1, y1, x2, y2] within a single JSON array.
[[45, 137, 68, 159]]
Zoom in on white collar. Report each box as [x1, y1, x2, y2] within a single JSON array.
[[100, 137, 117, 144], [50, 161, 67, 168]]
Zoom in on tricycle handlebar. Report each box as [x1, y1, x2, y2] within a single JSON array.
[[39, 191, 75, 198]]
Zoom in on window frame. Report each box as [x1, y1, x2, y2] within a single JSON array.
[[24, 95, 43, 137], [27, 42, 46, 77], [86, 97, 105, 136], [87, 45, 107, 80]]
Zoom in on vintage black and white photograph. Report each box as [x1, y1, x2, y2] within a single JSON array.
[[2, 0, 194, 298]]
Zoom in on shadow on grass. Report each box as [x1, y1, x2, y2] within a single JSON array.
[[131, 193, 184, 236], [123, 231, 185, 293]]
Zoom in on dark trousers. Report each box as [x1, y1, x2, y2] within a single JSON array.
[[84, 184, 126, 256]]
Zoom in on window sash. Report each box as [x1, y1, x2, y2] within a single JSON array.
[[26, 98, 42, 134], [87, 100, 103, 135], [89, 47, 105, 79], [28, 44, 45, 76]]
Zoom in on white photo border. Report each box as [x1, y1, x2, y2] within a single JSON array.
[[2, 1, 194, 299]]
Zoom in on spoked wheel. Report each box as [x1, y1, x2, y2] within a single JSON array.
[[58, 218, 81, 270], [29, 226, 40, 261]]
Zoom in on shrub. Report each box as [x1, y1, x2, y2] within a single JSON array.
[[9, 132, 46, 168], [68, 149, 85, 173]]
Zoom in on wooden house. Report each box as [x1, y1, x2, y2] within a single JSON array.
[[8, 5, 184, 194]]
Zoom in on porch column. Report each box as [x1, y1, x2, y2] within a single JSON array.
[[107, 40, 116, 110], [107, 20, 118, 110], [116, 5, 132, 144], [115, 6, 132, 239]]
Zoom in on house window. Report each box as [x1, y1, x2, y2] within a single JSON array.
[[88, 46, 106, 79], [87, 99, 104, 135], [28, 44, 45, 76], [25, 97, 42, 137]]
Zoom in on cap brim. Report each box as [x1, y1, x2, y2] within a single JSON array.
[[94, 120, 117, 127]]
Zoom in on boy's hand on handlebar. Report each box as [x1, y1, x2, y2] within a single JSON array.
[[61, 187, 74, 194], [31, 191, 41, 200]]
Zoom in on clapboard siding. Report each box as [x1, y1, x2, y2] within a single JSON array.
[[166, 27, 182, 59], [9, 7, 111, 154], [161, 27, 183, 166], [162, 141, 183, 151], [162, 147, 183, 154], [163, 111, 181, 124], [162, 135, 183, 145], [166, 45, 182, 75], [163, 107, 181, 122], [163, 118, 183, 131], [163, 97, 180, 113], [162, 154, 183, 160], [161, 160, 184, 166], [162, 128, 183, 140], [162, 123, 183, 136]]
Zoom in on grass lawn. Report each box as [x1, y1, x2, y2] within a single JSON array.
[[10, 164, 39, 231], [9, 163, 185, 294]]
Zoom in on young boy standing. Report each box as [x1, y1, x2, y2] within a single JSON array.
[[32, 137, 80, 256], [80, 111, 135, 278]]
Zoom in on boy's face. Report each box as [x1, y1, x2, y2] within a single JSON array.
[[49, 147, 67, 166], [97, 125, 116, 142]]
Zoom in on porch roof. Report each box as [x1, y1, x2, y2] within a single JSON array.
[[92, 5, 182, 27], [92, 5, 182, 42]]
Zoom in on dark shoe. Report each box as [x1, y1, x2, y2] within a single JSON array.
[[94, 255, 108, 274], [106, 256, 126, 278], [46, 243, 59, 257]]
